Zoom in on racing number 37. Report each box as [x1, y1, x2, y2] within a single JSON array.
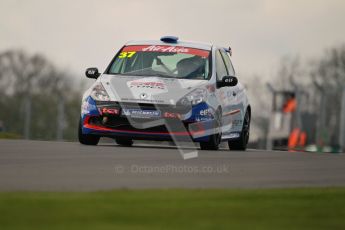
[[118, 51, 136, 59]]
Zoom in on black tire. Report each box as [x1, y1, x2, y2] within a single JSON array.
[[78, 118, 100, 145], [228, 110, 250, 151], [200, 111, 222, 150], [115, 137, 133, 147]]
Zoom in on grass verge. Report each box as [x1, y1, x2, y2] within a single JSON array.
[[0, 188, 344, 230]]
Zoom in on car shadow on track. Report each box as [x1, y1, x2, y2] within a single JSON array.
[[97, 143, 231, 152]]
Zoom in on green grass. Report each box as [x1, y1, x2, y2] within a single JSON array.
[[0, 188, 345, 230]]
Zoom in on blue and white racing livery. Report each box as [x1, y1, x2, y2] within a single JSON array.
[[79, 36, 251, 150]]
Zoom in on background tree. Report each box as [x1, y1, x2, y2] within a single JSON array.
[[0, 50, 82, 140]]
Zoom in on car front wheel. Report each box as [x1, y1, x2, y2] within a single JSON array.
[[228, 110, 250, 151], [78, 118, 100, 145], [200, 111, 222, 150]]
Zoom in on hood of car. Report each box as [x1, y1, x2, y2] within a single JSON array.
[[100, 74, 208, 105]]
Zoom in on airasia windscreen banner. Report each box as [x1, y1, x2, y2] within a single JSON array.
[[122, 45, 210, 57]]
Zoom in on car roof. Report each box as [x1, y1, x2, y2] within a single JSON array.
[[125, 39, 213, 51]]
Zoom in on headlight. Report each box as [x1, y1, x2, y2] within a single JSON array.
[[178, 88, 207, 106], [90, 83, 110, 101]]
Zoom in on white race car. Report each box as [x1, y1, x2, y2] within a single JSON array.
[[79, 36, 251, 150]]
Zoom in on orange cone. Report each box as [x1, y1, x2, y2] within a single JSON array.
[[288, 128, 300, 149]]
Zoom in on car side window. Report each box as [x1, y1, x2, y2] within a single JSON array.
[[216, 50, 228, 81], [220, 49, 235, 76]]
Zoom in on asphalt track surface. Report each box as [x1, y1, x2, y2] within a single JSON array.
[[0, 139, 345, 191]]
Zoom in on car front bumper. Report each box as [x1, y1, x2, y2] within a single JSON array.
[[81, 97, 217, 142]]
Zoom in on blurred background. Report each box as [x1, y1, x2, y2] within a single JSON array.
[[1, 0, 345, 152]]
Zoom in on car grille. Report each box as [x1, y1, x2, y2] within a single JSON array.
[[91, 101, 193, 134], [89, 116, 191, 133], [95, 101, 190, 113]]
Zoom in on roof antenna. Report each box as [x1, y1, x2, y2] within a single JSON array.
[[160, 36, 179, 43]]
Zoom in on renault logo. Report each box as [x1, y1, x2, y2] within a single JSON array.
[[140, 93, 148, 99]]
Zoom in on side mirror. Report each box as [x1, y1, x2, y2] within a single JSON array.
[[218, 76, 238, 87], [85, 67, 100, 79]]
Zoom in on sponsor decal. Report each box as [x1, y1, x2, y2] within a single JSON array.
[[129, 81, 166, 90], [100, 107, 120, 115], [118, 51, 136, 59], [199, 108, 212, 116], [142, 45, 189, 53], [163, 112, 181, 119], [122, 45, 209, 57], [121, 98, 164, 103], [195, 117, 212, 122], [122, 109, 161, 118]]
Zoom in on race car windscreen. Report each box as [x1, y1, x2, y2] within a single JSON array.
[[107, 45, 211, 80]]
